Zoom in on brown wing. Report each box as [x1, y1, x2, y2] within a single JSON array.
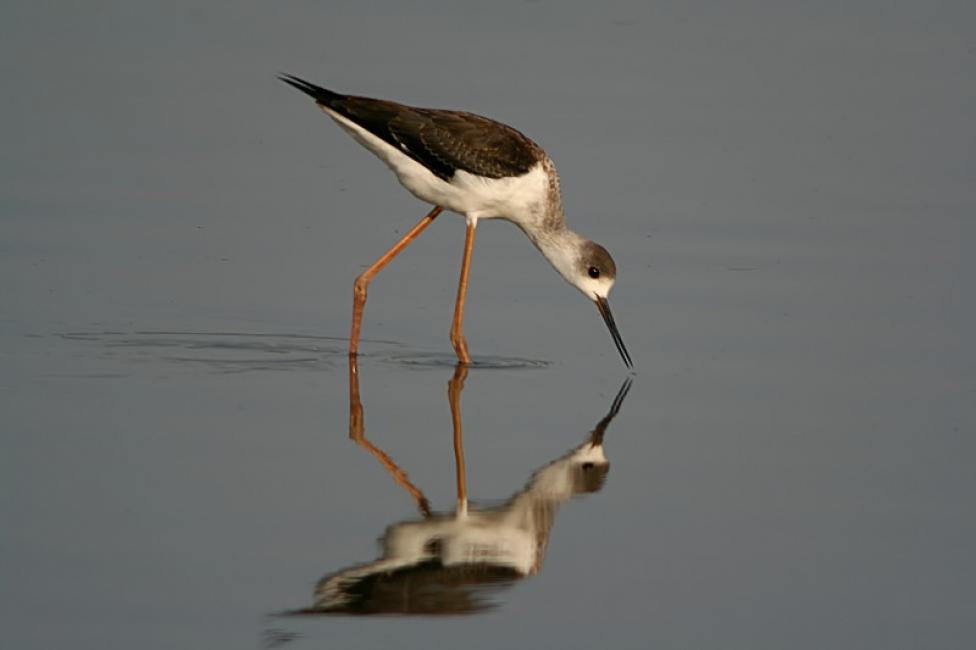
[[386, 108, 541, 180], [280, 75, 541, 181]]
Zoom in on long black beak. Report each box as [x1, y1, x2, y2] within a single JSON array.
[[595, 296, 633, 368]]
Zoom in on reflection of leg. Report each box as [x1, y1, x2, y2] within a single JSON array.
[[346, 355, 431, 517], [450, 221, 477, 364], [348, 354, 364, 439], [349, 205, 443, 357], [449, 364, 469, 514]]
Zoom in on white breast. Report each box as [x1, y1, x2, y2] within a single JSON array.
[[321, 106, 549, 226]]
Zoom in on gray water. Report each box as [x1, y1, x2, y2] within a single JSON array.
[[2, 2, 975, 648]]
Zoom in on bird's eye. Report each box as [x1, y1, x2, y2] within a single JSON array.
[[588, 266, 600, 279]]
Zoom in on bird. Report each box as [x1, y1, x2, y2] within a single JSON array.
[[279, 74, 632, 368]]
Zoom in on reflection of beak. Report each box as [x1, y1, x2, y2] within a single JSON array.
[[589, 377, 633, 446], [595, 296, 633, 368]]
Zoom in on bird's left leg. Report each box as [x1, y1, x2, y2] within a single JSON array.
[[450, 221, 477, 364]]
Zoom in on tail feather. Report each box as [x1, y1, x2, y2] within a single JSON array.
[[278, 73, 342, 107]]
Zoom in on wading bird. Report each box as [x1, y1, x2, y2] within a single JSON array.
[[281, 75, 632, 367]]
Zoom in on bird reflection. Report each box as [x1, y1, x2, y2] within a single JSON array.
[[294, 358, 631, 616]]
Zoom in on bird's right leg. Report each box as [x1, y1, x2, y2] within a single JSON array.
[[349, 205, 443, 356]]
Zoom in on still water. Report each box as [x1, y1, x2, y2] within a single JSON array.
[[2, 2, 975, 649]]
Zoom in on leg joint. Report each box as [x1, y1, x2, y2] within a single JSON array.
[[353, 274, 369, 298]]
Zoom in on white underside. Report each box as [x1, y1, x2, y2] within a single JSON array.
[[322, 106, 549, 227]]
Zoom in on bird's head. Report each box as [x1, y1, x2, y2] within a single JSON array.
[[571, 240, 617, 300], [567, 241, 632, 368]]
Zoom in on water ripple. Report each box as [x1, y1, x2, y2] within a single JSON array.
[[386, 352, 551, 370], [55, 331, 550, 374]]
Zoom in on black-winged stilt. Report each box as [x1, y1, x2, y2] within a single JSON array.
[[280, 74, 632, 368]]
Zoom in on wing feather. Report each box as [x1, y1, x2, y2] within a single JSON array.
[[280, 76, 541, 181]]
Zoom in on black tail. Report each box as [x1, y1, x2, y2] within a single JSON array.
[[278, 73, 343, 107]]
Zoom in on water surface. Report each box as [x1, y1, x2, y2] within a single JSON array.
[[2, 2, 974, 648]]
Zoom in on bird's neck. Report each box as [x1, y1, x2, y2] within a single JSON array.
[[527, 225, 585, 286], [517, 157, 582, 285]]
